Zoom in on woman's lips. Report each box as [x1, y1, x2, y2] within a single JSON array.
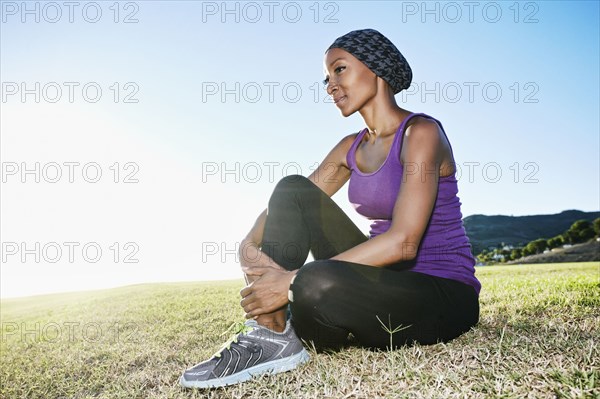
[[334, 96, 347, 105]]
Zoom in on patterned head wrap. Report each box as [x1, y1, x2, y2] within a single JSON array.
[[326, 28, 412, 94]]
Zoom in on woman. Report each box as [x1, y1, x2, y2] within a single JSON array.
[[180, 28, 481, 389]]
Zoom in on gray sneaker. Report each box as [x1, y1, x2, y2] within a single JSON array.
[[179, 318, 310, 388]]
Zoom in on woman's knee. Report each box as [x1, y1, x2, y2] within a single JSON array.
[[289, 261, 350, 352], [269, 175, 304, 208], [289, 261, 343, 311], [271, 174, 316, 198]]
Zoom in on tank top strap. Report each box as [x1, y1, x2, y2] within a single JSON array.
[[346, 128, 368, 170], [393, 112, 454, 160]]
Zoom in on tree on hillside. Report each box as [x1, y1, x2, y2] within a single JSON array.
[[562, 232, 575, 245], [547, 236, 563, 249], [570, 220, 591, 230], [578, 227, 596, 242], [593, 218, 600, 237], [565, 219, 595, 244], [526, 239, 548, 255], [510, 247, 522, 260]]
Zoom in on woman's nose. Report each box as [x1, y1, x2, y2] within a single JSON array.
[[326, 81, 337, 95]]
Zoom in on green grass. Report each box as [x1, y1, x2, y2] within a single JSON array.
[[1, 262, 599, 398]]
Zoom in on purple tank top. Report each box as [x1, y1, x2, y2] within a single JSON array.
[[346, 112, 481, 295]]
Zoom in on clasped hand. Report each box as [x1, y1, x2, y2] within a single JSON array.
[[239, 265, 294, 319]]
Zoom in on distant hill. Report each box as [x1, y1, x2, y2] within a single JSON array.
[[463, 209, 600, 254]]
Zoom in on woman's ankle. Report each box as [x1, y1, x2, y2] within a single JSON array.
[[255, 311, 287, 333]]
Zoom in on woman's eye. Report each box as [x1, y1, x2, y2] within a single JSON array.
[[322, 66, 345, 86]]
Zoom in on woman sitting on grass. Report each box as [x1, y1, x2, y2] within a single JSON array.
[[180, 28, 481, 389]]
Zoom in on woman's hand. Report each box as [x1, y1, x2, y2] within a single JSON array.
[[239, 267, 296, 319]]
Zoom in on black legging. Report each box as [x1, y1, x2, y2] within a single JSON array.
[[260, 175, 479, 352]]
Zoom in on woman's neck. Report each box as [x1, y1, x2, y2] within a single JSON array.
[[357, 86, 411, 138], [360, 104, 411, 139]]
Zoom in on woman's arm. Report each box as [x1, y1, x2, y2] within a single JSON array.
[[243, 208, 267, 247], [330, 118, 444, 266], [239, 209, 283, 274], [306, 133, 357, 197]]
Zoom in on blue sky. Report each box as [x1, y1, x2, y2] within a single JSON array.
[[1, 1, 599, 298]]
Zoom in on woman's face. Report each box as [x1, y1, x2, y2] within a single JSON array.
[[323, 47, 378, 117]]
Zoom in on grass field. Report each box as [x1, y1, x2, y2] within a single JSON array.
[[1, 262, 598, 398]]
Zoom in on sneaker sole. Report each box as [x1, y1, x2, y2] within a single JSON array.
[[179, 348, 310, 389]]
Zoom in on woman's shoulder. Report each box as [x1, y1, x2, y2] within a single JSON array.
[[401, 113, 455, 173], [405, 113, 442, 130], [402, 113, 445, 143], [344, 130, 364, 144], [331, 130, 365, 170], [333, 130, 364, 150]]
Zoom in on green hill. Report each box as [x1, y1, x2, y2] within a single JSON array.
[[463, 209, 600, 254]]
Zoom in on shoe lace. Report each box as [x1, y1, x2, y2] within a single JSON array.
[[212, 321, 256, 359]]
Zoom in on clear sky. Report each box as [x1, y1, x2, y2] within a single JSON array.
[[1, 1, 599, 298]]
